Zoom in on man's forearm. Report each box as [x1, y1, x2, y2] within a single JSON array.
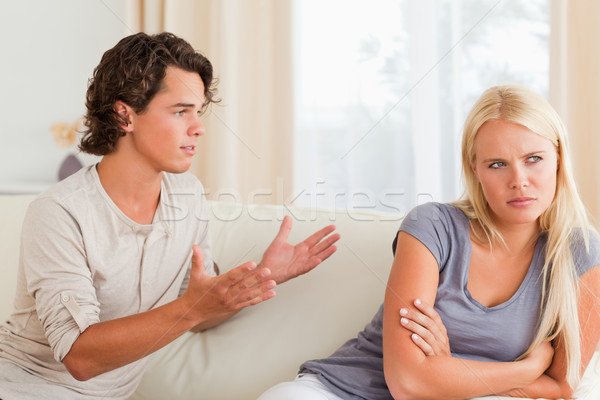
[[62, 296, 198, 381], [190, 309, 239, 332]]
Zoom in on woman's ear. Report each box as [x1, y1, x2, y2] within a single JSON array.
[[471, 163, 480, 182], [114, 101, 134, 133]]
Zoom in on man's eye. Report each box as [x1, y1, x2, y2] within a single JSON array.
[[175, 110, 185, 116]]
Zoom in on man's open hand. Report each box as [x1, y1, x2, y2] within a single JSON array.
[[260, 216, 340, 284], [182, 245, 277, 325]]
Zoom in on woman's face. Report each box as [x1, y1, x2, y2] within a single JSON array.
[[471, 119, 558, 229]]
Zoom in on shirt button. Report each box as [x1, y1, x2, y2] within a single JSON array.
[[61, 294, 70, 302]]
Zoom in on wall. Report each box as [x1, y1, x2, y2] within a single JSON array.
[[0, 0, 127, 193]]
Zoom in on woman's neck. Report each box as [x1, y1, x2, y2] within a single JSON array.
[[471, 218, 541, 256]]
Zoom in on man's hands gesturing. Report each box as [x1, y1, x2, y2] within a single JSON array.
[[259, 216, 340, 284], [182, 245, 277, 328], [182, 217, 339, 330]]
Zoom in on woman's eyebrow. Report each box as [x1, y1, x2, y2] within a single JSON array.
[[481, 150, 548, 162], [521, 150, 546, 157]]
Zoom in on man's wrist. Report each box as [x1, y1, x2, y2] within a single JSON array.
[[175, 294, 203, 329]]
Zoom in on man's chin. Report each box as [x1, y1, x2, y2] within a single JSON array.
[[165, 164, 193, 175]]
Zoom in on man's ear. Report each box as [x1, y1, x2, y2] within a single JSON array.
[[114, 101, 134, 133]]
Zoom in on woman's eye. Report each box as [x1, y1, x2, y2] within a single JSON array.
[[528, 155, 542, 163], [489, 161, 504, 169]]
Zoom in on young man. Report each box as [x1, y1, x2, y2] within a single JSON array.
[[0, 32, 339, 399]]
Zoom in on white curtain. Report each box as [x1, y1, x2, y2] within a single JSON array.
[[549, 0, 600, 226], [292, 1, 549, 213], [126, 0, 295, 205]]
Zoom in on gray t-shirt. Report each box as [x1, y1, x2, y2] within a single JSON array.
[[301, 202, 600, 400]]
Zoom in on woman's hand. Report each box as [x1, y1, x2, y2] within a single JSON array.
[[399, 299, 451, 357], [496, 341, 556, 397], [522, 341, 555, 377]]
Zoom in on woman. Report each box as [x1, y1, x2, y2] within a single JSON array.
[[257, 85, 600, 399]]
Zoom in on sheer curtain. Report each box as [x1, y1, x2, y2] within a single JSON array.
[[293, 0, 550, 215], [549, 0, 600, 227]]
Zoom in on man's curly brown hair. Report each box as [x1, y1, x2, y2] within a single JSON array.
[[79, 32, 218, 155]]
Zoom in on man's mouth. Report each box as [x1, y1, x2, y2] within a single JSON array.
[[181, 146, 196, 155]]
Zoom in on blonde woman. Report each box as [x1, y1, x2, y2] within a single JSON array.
[[258, 85, 600, 399]]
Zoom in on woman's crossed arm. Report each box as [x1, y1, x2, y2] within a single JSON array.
[[383, 232, 558, 400]]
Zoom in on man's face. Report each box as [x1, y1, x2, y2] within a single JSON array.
[[125, 66, 206, 175]]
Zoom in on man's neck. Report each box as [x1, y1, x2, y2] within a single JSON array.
[[96, 155, 162, 225]]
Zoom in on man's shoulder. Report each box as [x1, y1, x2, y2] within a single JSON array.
[[33, 165, 97, 207]]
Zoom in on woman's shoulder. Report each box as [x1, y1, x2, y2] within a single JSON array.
[[394, 202, 469, 260], [569, 228, 600, 276], [402, 202, 468, 230]]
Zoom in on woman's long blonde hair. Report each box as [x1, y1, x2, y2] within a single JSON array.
[[454, 85, 593, 387]]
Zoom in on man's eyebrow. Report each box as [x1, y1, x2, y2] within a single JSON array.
[[170, 103, 196, 108]]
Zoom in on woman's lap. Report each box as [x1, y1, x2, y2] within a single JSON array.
[[257, 374, 344, 400]]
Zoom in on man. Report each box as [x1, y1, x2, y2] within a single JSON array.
[[0, 32, 339, 399]]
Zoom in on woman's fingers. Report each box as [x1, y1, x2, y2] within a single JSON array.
[[400, 299, 451, 356], [410, 333, 434, 356], [401, 315, 438, 350], [414, 298, 447, 335]]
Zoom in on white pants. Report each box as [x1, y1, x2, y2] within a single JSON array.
[[257, 374, 345, 400]]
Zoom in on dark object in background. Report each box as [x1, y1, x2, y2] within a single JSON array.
[[58, 154, 83, 181]]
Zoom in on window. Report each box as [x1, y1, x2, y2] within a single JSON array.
[[293, 0, 549, 215]]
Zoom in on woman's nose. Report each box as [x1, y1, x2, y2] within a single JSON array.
[[510, 166, 529, 189]]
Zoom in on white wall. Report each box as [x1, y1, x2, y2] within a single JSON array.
[[0, 0, 127, 193]]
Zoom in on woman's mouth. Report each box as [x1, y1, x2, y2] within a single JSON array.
[[507, 197, 536, 207]]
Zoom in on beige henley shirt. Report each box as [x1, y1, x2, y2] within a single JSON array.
[[0, 165, 214, 399]]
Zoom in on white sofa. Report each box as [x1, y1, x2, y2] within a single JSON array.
[[0, 194, 598, 400]]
